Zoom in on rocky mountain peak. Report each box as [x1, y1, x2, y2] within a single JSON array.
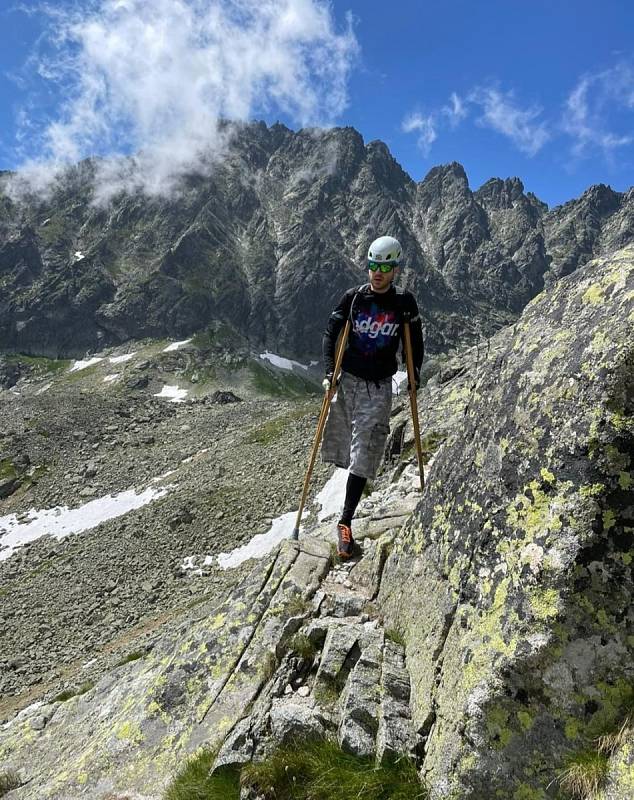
[[0, 120, 633, 360], [420, 161, 469, 190], [581, 181, 621, 207], [475, 176, 526, 209]]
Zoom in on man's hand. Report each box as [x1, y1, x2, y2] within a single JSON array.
[[322, 372, 337, 392]]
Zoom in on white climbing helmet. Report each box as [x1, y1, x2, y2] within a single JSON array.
[[367, 235, 402, 265]]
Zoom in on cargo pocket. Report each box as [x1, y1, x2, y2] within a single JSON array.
[[367, 422, 391, 478]]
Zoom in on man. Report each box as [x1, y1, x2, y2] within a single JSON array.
[[321, 235, 424, 558]]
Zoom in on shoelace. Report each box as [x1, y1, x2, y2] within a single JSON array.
[[338, 524, 352, 543]]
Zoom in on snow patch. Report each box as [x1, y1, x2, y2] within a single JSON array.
[[36, 382, 53, 395], [70, 357, 103, 372], [150, 469, 176, 483], [163, 339, 192, 352], [392, 370, 408, 395], [181, 448, 210, 464], [187, 469, 345, 572], [0, 485, 171, 562], [74, 251, 85, 262], [154, 385, 188, 403], [1, 701, 44, 731], [103, 374, 120, 383], [109, 353, 136, 364], [259, 351, 308, 371], [315, 468, 348, 522], [216, 510, 306, 569]]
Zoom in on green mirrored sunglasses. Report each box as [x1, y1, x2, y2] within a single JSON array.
[[368, 260, 396, 273]]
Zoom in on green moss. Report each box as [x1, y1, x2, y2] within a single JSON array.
[[53, 681, 95, 702], [184, 364, 217, 387], [288, 633, 318, 661], [385, 627, 406, 647], [0, 458, 16, 480], [115, 649, 146, 667], [512, 784, 545, 800], [588, 681, 634, 740], [284, 594, 313, 617], [248, 360, 316, 397], [4, 353, 70, 374], [486, 705, 513, 750], [261, 651, 277, 682], [602, 510, 617, 531], [313, 675, 342, 707], [245, 405, 315, 445], [241, 738, 426, 800], [0, 770, 22, 797], [163, 748, 239, 800], [190, 321, 246, 350], [605, 445, 630, 475], [517, 710, 534, 731]]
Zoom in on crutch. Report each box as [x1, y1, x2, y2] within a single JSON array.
[[403, 313, 425, 491], [291, 320, 351, 540]]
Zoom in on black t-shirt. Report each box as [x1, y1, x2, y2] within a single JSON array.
[[322, 283, 424, 382]]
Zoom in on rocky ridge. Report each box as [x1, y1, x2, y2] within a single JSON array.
[[1, 122, 633, 359], [381, 245, 634, 797]]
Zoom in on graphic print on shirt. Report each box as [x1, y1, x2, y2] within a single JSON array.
[[351, 302, 400, 358]]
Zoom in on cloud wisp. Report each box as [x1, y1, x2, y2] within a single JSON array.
[[12, 0, 359, 200], [563, 63, 634, 160], [401, 92, 466, 156], [403, 62, 634, 166], [469, 87, 550, 157], [402, 86, 549, 158], [402, 111, 437, 156]]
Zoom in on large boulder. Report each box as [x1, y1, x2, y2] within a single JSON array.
[[379, 246, 634, 798]]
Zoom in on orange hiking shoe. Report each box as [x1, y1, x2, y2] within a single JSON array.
[[337, 523, 354, 559]]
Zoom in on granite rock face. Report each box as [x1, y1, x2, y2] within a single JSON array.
[[0, 539, 331, 799], [379, 246, 634, 798], [1, 122, 633, 358]]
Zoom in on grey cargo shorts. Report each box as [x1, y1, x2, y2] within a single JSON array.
[[321, 371, 392, 480]]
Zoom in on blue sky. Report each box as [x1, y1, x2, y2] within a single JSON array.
[[1, 0, 633, 206]]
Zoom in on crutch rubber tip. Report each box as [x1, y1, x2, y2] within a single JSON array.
[[291, 528, 300, 541]]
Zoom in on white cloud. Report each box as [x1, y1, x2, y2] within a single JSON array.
[[12, 0, 359, 199], [468, 87, 550, 157], [403, 86, 547, 158], [563, 63, 634, 159], [442, 91, 467, 128], [401, 93, 468, 156], [402, 111, 437, 156]]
